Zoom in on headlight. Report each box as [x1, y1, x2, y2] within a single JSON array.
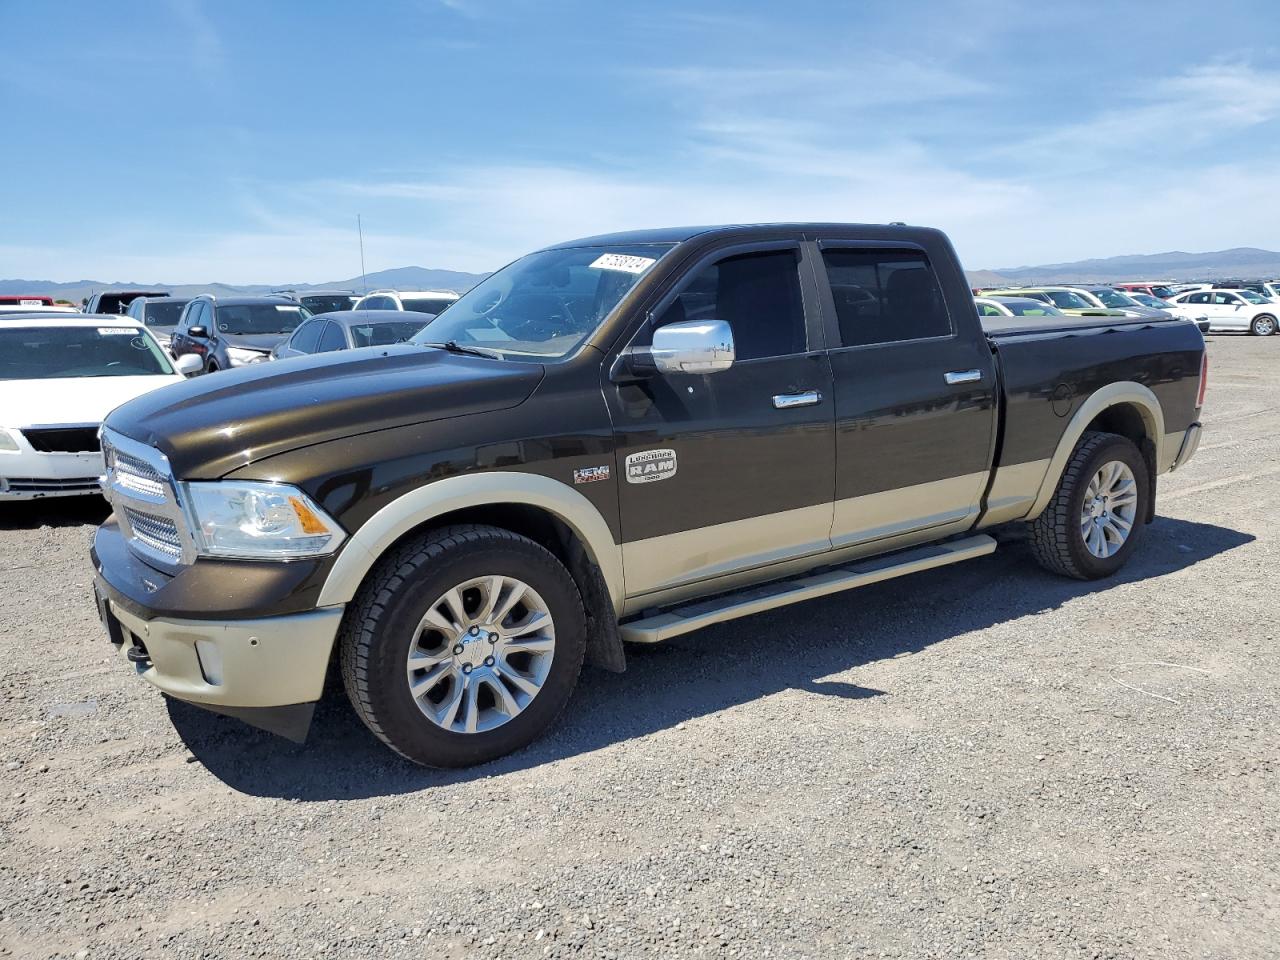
[[0, 428, 19, 453], [226, 347, 269, 367], [183, 481, 346, 558]]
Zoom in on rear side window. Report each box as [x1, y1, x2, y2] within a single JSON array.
[[821, 249, 952, 347], [317, 322, 347, 352], [656, 249, 807, 361], [290, 320, 323, 353]]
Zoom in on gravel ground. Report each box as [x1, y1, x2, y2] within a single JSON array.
[[1, 335, 1277, 960]]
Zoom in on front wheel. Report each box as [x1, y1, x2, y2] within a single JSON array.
[[1028, 431, 1149, 580], [1250, 314, 1277, 336], [339, 524, 586, 767]]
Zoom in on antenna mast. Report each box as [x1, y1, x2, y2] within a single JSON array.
[[357, 214, 368, 294]]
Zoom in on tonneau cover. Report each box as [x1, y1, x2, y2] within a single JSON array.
[[981, 314, 1189, 338]]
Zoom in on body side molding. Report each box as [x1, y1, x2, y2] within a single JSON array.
[[317, 472, 625, 611], [1025, 381, 1165, 520]]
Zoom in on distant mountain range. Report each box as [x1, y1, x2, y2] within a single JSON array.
[[0, 266, 490, 305], [6, 247, 1279, 303], [971, 247, 1280, 286]]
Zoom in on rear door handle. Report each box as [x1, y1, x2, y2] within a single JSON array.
[[944, 369, 983, 385], [773, 390, 822, 409]]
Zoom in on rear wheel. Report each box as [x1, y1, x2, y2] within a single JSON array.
[[1250, 314, 1277, 336], [205, 360, 220, 374], [339, 524, 586, 767], [1028, 432, 1149, 580]]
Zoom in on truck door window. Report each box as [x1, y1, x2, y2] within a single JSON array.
[[655, 250, 806, 360], [820, 250, 951, 347]]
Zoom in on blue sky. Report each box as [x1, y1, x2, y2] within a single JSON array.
[[3, 0, 1279, 282]]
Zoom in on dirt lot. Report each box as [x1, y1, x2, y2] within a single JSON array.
[[1, 335, 1277, 960]]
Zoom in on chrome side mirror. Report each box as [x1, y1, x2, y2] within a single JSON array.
[[174, 354, 203, 377], [650, 320, 735, 375]]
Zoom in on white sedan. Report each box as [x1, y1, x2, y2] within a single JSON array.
[[0, 314, 200, 499], [1166, 289, 1280, 336]]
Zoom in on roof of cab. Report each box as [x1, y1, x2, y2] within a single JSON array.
[[545, 222, 938, 249]]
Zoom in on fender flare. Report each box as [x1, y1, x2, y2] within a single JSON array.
[[317, 472, 624, 612], [1026, 381, 1165, 519]]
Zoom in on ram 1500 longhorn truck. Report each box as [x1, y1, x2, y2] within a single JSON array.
[[91, 223, 1207, 768]]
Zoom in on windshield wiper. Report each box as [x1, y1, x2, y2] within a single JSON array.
[[421, 340, 504, 359]]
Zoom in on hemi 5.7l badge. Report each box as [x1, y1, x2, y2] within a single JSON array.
[[625, 448, 678, 484], [573, 465, 611, 485]]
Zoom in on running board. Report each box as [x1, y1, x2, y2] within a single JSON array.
[[619, 534, 997, 644]]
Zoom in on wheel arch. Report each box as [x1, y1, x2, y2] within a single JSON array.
[[317, 472, 625, 616], [1026, 382, 1164, 520]]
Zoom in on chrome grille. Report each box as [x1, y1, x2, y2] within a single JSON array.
[[123, 507, 183, 562], [101, 428, 195, 570]]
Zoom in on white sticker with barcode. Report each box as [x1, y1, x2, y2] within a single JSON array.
[[97, 327, 135, 335], [275, 305, 298, 311], [588, 253, 656, 274]]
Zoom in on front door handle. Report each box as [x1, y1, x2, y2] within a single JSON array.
[[944, 369, 983, 385], [773, 390, 822, 409]]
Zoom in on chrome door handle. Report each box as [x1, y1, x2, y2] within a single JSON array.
[[773, 390, 822, 409], [944, 369, 983, 385]]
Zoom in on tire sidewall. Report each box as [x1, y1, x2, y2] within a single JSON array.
[[356, 535, 586, 768], [1063, 436, 1149, 578]]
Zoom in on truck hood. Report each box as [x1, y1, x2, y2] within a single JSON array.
[[104, 345, 544, 478], [0, 374, 186, 428]]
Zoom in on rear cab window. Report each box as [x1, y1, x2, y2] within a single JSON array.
[[819, 249, 952, 347]]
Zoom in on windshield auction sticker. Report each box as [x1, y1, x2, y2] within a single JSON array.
[[97, 327, 136, 335], [589, 253, 657, 275]]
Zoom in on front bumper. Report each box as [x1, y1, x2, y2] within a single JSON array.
[[0, 446, 103, 499], [96, 580, 343, 709]]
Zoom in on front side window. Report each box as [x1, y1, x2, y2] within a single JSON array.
[[215, 303, 307, 335], [822, 249, 951, 347], [412, 243, 674, 359], [0, 326, 175, 379], [655, 249, 807, 361]]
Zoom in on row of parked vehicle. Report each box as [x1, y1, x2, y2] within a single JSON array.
[[973, 280, 1280, 336]]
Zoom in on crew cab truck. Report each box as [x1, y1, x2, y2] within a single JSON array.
[[91, 224, 1207, 768]]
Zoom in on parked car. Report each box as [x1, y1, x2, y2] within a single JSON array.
[[0, 304, 78, 315], [92, 222, 1206, 766], [1167, 288, 1279, 335], [1068, 286, 1172, 319], [0, 295, 55, 307], [974, 296, 1066, 318], [353, 289, 460, 314], [124, 296, 192, 351], [169, 296, 311, 372], [1115, 283, 1177, 299], [1126, 292, 1210, 332], [271, 309, 436, 360], [0, 314, 199, 500], [982, 287, 1124, 316], [84, 290, 169, 315], [1210, 281, 1280, 302]]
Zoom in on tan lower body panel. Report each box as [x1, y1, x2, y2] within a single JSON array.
[[980, 459, 1051, 525], [621, 501, 833, 598], [830, 471, 988, 548]]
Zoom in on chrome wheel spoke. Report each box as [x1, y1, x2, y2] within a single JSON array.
[[405, 573, 556, 735], [1079, 459, 1139, 559]]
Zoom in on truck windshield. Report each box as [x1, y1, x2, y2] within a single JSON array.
[[411, 244, 675, 358], [1093, 290, 1140, 308], [1045, 291, 1094, 310], [0, 326, 175, 379]]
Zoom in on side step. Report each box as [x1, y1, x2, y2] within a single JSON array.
[[619, 534, 997, 644]]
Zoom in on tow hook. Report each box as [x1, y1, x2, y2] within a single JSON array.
[[125, 643, 151, 666]]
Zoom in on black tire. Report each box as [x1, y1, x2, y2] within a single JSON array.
[[1028, 431, 1150, 580], [339, 524, 586, 768], [205, 360, 220, 374], [1250, 314, 1277, 336]]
